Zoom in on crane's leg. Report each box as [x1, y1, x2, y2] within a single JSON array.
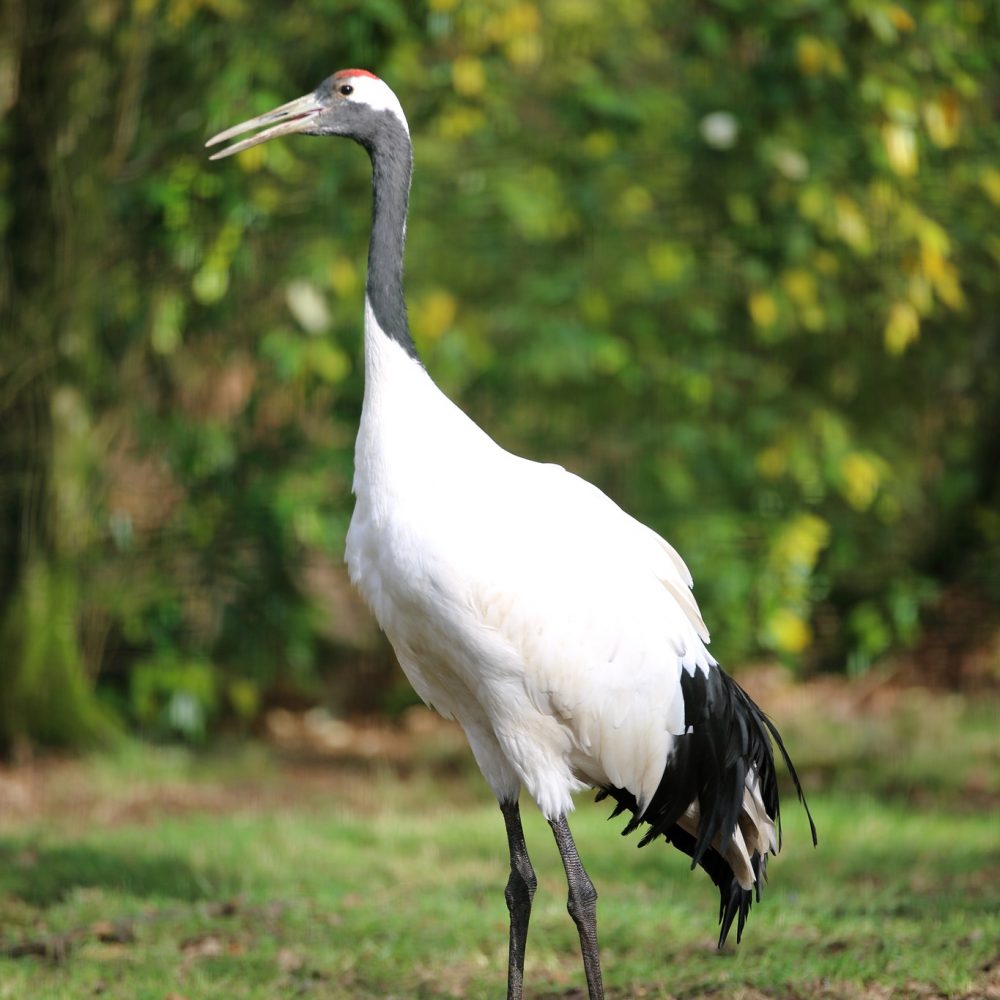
[[500, 798, 537, 1000], [550, 815, 605, 1000]]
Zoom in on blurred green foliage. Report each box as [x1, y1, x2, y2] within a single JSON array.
[[1, 0, 997, 748]]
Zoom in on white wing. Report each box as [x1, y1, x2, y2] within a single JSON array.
[[450, 455, 717, 813]]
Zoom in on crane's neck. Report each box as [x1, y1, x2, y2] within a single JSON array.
[[364, 120, 418, 361]]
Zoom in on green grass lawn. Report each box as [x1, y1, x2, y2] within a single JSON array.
[[0, 685, 997, 999]]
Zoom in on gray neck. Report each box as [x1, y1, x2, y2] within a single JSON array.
[[363, 115, 418, 360]]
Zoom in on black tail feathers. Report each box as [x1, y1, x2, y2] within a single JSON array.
[[596, 665, 816, 947]]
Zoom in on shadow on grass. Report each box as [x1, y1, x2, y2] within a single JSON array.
[[0, 839, 237, 907]]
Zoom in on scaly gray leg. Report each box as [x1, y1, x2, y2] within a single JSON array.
[[500, 799, 537, 1000], [550, 815, 605, 1000]]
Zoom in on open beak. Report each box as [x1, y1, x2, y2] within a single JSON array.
[[205, 93, 325, 160]]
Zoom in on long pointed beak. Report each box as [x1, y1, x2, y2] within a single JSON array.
[[205, 93, 325, 160]]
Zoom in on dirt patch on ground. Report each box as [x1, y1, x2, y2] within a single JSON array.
[[0, 757, 377, 830], [0, 707, 478, 830]]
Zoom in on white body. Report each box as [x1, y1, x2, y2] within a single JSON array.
[[344, 305, 754, 824], [207, 73, 794, 970]]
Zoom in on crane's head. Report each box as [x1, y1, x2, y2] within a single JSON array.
[[206, 70, 409, 160]]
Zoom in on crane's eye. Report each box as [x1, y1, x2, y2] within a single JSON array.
[[339, 84, 354, 96]]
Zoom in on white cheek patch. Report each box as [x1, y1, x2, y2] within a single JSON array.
[[346, 75, 410, 134]]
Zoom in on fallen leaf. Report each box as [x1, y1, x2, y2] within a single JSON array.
[[91, 920, 136, 944], [277, 947, 303, 973], [180, 934, 224, 959]]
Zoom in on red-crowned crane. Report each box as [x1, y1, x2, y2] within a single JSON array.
[[207, 69, 816, 1000]]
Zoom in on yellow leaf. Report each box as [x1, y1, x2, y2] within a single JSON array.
[[834, 195, 872, 254], [932, 260, 965, 310], [888, 4, 916, 31], [491, 3, 542, 66], [795, 36, 844, 77], [882, 123, 918, 177], [884, 301, 920, 354], [505, 2, 541, 34], [768, 608, 813, 655], [647, 241, 691, 283], [979, 167, 1000, 205], [583, 131, 616, 159], [781, 268, 817, 307], [167, 0, 196, 29], [917, 230, 964, 309], [771, 513, 831, 571], [413, 289, 457, 342], [748, 291, 778, 328], [915, 214, 950, 255], [505, 34, 543, 67], [235, 143, 265, 173], [839, 452, 883, 510], [328, 257, 359, 299], [907, 275, 933, 315], [795, 36, 826, 76], [923, 93, 961, 148], [192, 265, 228, 305], [452, 56, 486, 97], [756, 446, 787, 479]]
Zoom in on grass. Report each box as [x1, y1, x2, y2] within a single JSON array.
[[0, 682, 997, 999]]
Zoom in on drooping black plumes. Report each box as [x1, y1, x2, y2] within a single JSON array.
[[596, 665, 816, 947]]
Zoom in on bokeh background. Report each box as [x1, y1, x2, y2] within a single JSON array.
[[1, 1, 998, 747], [1, 3, 999, 998]]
